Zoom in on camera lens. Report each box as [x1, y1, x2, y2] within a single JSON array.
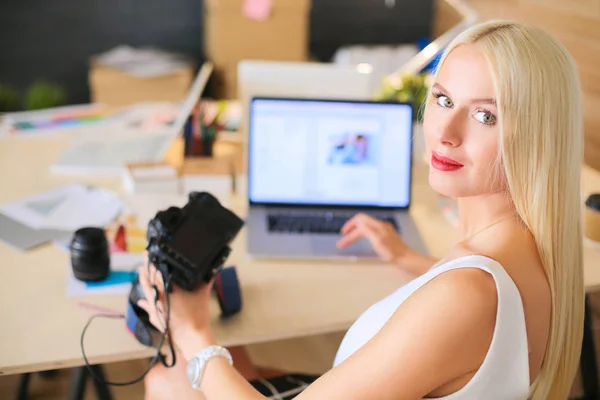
[[70, 227, 110, 282]]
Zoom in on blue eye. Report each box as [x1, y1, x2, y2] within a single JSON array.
[[474, 110, 496, 125]]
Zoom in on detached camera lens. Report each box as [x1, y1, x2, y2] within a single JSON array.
[[70, 227, 110, 282]]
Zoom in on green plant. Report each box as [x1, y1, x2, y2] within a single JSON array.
[[25, 81, 66, 110], [376, 72, 431, 122], [0, 84, 20, 112]]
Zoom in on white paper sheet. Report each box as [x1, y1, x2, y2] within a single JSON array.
[[42, 187, 123, 230], [0, 184, 86, 229], [0, 184, 123, 231]]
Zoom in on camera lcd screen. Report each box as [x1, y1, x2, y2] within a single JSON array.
[[170, 220, 222, 266]]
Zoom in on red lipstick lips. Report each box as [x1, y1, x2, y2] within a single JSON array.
[[431, 151, 464, 172]]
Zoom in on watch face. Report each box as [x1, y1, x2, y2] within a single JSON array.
[[187, 357, 199, 386]]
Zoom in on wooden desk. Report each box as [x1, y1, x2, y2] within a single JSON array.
[[0, 134, 418, 376], [1, 133, 600, 379]]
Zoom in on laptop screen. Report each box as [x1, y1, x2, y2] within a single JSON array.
[[248, 97, 413, 208]]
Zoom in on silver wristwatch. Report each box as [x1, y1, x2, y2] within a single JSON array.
[[187, 345, 233, 390]]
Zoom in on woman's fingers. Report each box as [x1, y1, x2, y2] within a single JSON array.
[[336, 228, 363, 248], [136, 266, 167, 331], [138, 265, 162, 307], [360, 217, 389, 236], [138, 266, 153, 298], [340, 213, 375, 234], [341, 213, 388, 235], [340, 215, 359, 234], [337, 222, 381, 249], [137, 298, 149, 312], [150, 265, 166, 292]]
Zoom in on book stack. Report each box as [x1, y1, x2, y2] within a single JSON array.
[[121, 137, 184, 195]]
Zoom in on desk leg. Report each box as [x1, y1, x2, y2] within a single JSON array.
[[68, 367, 88, 400], [38, 369, 58, 379], [15, 373, 30, 400], [89, 365, 113, 400], [581, 295, 599, 399], [67, 365, 113, 400]]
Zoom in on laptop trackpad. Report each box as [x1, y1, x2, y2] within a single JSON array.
[[311, 236, 374, 256]]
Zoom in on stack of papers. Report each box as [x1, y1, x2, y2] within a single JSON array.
[[1, 184, 123, 230], [94, 45, 191, 78], [0, 184, 123, 250]]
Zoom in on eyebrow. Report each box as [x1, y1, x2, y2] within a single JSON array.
[[433, 83, 497, 106]]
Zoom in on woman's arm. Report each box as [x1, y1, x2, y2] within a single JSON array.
[[337, 213, 438, 277], [176, 330, 267, 400], [173, 268, 498, 400], [396, 251, 439, 276]]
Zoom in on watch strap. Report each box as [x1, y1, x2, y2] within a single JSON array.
[[189, 345, 233, 390]]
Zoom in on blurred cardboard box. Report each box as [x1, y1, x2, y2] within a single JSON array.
[[89, 46, 195, 108], [211, 65, 238, 100], [204, 0, 311, 99], [90, 63, 194, 109]]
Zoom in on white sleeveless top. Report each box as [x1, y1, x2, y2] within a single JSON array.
[[333, 255, 530, 399]]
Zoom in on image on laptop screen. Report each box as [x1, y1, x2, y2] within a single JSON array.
[[248, 98, 413, 208]]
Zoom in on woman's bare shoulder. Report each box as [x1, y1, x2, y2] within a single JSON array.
[[454, 221, 546, 282], [490, 224, 547, 285], [462, 222, 551, 382]]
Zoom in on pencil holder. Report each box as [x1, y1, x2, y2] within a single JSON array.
[[200, 135, 215, 157], [183, 101, 222, 158]]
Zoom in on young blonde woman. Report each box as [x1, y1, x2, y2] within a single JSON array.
[[137, 19, 584, 399]]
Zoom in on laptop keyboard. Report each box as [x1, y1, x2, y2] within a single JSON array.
[[267, 212, 399, 234]]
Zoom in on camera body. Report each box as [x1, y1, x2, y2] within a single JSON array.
[[147, 191, 244, 291], [126, 191, 245, 348]]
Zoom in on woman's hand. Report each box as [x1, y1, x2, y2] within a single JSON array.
[[337, 213, 411, 263], [136, 263, 215, 346], [337, 213, 438, 276]]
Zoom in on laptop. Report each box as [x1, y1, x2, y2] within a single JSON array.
[[245, 97, 428, 259], [51, 61, 213, 175]]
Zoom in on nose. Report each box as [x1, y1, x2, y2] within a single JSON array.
[[435, 109, 464, 147]]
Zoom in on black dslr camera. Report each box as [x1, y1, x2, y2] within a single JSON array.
[[145, 191, 243, 290], [126, 191, 244, 348]]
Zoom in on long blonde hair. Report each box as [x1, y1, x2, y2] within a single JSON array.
[[428, 20, 584, 399]]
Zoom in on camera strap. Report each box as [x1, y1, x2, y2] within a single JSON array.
[[79, 273, 177, 386]]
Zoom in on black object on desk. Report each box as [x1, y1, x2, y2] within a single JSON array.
[[310, 0, 435, 61], [126, 191, 244, 351], [70, 227, 110, 282]]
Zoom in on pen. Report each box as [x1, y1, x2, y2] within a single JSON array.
[[77, 301, 124, 317]]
